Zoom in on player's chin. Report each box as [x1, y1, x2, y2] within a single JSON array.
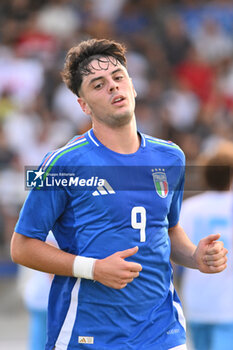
[[109, 112, 132, 127]]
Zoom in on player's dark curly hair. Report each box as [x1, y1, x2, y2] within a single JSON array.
[[61, 38, 127, 97]]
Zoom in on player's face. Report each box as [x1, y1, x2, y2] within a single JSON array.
[[78, 57, 137, 128]]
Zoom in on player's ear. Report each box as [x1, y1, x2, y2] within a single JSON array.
[[133, 87, 137, 98], [78, 97, 91, 115]]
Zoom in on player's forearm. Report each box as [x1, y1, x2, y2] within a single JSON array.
[[11, 232, 142, 288], [168, 223, 198, 269], [11, 232, 75, 276]]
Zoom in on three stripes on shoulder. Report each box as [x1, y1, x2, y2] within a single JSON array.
[[92, 180, 115, 196]]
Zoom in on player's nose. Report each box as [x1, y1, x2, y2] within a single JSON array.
[[108, 79, 119, 93]]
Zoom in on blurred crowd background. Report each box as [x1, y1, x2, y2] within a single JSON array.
[[1, 0, 233, 256], [0, 0, 233, 349]]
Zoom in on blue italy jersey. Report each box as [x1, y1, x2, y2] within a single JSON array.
[[15, 129, 186, 350]]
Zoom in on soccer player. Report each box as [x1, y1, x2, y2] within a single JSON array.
[[179, 143, 233, 350], [11, 39, 227, 350]]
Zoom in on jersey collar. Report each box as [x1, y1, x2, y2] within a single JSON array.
[[87, 128, 146, 149]]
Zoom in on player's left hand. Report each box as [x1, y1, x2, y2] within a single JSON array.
[[193, 233, 228, 273]]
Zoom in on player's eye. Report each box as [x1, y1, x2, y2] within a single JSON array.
[[115, 75, 124, 81], [94, 82, 103, 90]]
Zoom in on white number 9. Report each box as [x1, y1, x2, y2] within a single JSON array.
[[131, 206, 146, 242]]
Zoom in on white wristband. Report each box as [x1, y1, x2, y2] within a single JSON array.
[[72, 256, 97, 280]]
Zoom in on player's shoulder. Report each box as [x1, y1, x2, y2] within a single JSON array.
[[144, 134, 185, 163], [40, 133, 90, 171]]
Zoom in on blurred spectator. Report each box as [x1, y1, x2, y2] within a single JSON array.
[[161, 14, 192, 66], [217, 57, 233, 109], [52, 83, 91, 133], [36, 0, 81, 40], [90, 0, 126, 21], [177, 132, 201, 162], [162, 77, 200, 132], [15, 13, 58, 67], [0, 88, 16, 121], [175, 46, 216, 103], [196, 82, 233, 154], [0, 47, 44, 106], [0, 124, 16, 169], [0, 154, 25, 248], [0, 126, 19, 250], [180, 2, 233, 38], [179, 142, 233, 350], [192, 18, 233, 64], [2, 105, 45, 164], [115, 0, 149, 38], [126, 49, 150, 98], [135, 99, 158, 136]]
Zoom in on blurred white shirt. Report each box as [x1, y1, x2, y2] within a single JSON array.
[[180, 191, 233, 322]]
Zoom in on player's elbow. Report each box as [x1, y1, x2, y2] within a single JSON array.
[[10, 232, 27, 264]]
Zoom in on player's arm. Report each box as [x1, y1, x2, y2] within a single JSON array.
[[168, 222, 228, 273], [11, 232, 75, 276], [11, 232, 142, 289]]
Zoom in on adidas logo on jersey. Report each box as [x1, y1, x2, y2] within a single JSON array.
[[92, 180, 115, 196], [78, 336, 94, 344], [79, 337, 86, 343]]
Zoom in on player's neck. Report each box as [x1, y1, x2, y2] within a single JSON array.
[[92, 118, 140, 154]]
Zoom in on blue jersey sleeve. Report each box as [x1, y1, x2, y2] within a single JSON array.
[[167, 165, 185, 228], [15, 186, 68, 241], [15, 150, 69, 241]]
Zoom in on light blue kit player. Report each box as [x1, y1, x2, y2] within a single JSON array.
[[11, 39, 228, 350]]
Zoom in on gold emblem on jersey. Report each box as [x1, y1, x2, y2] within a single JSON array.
[[78, 336, 94, 344]]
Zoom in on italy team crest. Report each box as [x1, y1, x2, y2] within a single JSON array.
[[152, 169, 169, 198]]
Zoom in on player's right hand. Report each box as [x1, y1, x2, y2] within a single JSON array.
[[93, 246, 142, 289]]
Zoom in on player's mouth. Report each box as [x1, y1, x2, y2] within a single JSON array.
[[111, 95, 126, 105]]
